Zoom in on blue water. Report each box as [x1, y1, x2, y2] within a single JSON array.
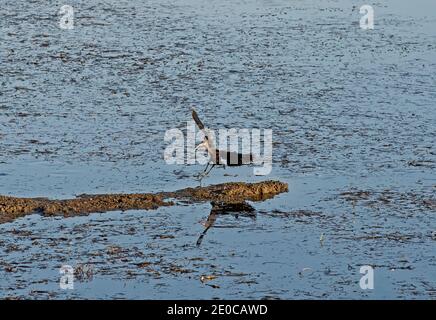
[[0, 0, 435, 299]]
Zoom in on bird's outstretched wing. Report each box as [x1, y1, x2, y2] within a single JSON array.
[[192, 109, 205, 130]]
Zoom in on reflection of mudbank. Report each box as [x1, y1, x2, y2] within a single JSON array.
[[0, 181, 288, 224], [196, 201, 256, 246]]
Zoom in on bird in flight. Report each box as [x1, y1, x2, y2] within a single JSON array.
[[192, 109, 254, 179]]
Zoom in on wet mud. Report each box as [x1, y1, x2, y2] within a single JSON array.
[[0, 181, 287, 223]]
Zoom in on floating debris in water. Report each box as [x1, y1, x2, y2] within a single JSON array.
[[320, 233, 325, 246], [200, 275, 218, 283]]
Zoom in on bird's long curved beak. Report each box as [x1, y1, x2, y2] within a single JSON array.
[[195, 142, 205, 151]]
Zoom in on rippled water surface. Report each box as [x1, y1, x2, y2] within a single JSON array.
[[0, 0, 435, 299]]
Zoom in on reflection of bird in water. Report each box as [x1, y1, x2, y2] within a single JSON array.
[[196, 201, 256, 246], [196, 210, 217, 247], [192, 109, 254, 180]]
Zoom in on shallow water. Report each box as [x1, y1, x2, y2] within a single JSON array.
[[0, 0, 435, 299]]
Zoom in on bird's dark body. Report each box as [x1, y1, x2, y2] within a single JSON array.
[[213, 150, 254, 166]]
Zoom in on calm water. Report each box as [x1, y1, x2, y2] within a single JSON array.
[[0, 0, 435, 299]]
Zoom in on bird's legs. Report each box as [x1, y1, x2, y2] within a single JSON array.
[[204, 163, 216, 175], [195, 162, 209, 179], [203, 162, 211, 173], [196, 161, 219, 179]]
